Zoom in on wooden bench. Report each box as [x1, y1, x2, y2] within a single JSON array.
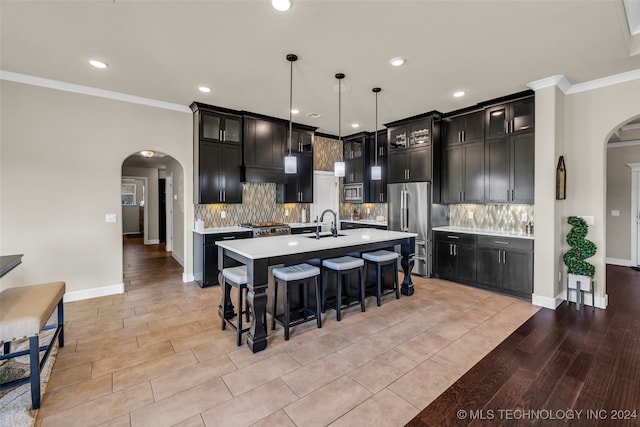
[[0, 281, 65, 409]]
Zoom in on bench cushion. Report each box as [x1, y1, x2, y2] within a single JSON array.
[[0, 281, 65, 343]]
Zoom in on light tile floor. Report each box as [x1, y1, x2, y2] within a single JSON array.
[[36, 243, 539, 427]]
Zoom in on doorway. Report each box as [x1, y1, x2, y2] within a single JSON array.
[[310, 171, 339, 225]]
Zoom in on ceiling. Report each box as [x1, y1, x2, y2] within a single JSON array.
[[2, 0, 640, 137]]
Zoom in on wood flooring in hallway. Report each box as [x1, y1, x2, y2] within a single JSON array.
[[35, 237, 540, 426]]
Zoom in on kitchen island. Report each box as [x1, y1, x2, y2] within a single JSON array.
[[217, 228, 417, 352]]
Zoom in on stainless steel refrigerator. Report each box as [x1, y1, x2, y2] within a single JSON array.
[[388, 182, 448, 277]]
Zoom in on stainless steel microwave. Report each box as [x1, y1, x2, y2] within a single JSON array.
[[343, 183, 363, 203]]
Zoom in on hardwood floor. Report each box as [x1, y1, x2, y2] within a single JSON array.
[[408, 264, 640, 427]]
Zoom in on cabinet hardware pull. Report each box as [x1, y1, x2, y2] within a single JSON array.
[[459, 191, 462, 202], [462, 130, 465, 141], [219, 190, 222, 201], [449, 243, 453, 256], [498, 251, 501, 263], [223, 236, 236, 240], [447, 235, 460, 239], [503, 250, 506, 263], [494, 241, 510, 245]]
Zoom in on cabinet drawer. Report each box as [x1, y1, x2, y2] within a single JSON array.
[[291, 227, 316, 235], [204, 231, 252, 245], [477, 235, 533, 251], [433, 231, 476, 245]]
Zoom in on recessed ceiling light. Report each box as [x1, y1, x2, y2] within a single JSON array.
[[198, 86, 212, 93], [89, 59, 108, 69], [389, 57, 406, 67], [271, 0, 292, 11], [351, 123, 360, 128], [453, 91, 466, 98], [291, 108, 299, 114]]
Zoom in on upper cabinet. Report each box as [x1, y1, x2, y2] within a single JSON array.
[[200, 110, 242, 144], [485, 96, 534, 139], [191, 103, 244, 204], [243, 115, 287, 183], [485, 132, 535, 204], [367, 130, 388, 203], [290, 128, 314, 153], [444, 110, 484, 146], [386, 113, 442, 202], [276, 153, 313, 203]]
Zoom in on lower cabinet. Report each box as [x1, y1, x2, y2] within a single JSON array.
[[340, 221, 387, 230], [476, 236, 533, 297], [433, 232, 477, 283], [193, 231, 252, 287], [434, 231, 533, 298], [291, 226, 316, 235]]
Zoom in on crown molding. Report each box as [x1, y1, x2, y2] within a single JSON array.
[[527, 68, 640, 96], [0, 70, 191, 113], [526, 75, 571, 94]]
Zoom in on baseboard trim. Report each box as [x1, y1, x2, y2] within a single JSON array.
[[172, 252, 184, 267], [565, 289, 609, 309], [605, 257, 634, 267], [183, 273, 195, 283], [531, 292, 565, 309], [63, 283, 124, 302]]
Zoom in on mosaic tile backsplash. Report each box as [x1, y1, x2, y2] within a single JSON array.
[[194, 182, 309, 227], [340, 203, 388, 222], [449, 204, 534, 232], [314, 135, 342, 172]]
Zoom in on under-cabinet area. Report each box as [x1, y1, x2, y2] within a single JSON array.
[[433, 228, 534, 299]]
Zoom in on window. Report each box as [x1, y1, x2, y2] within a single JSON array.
[[121, 182, 136, 206]]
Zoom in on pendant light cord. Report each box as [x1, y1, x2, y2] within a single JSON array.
[[374, 90, 378, 166], [288, 57, 293, 156]]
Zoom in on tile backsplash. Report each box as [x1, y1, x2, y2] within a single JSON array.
[[449, 204, 534, 232], [340, 203, 388, 222], [194, 182, 309, 227]]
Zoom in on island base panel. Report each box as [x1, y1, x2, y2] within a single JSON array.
[[401, 256, 415, 296], [247, 287, 268, 353]]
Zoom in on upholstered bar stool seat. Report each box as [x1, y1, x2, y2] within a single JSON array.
[[272, 263, 321, 340], [221, 266, 252, 346], [362, 250, 400, 306], [321, 256, 365, 321]]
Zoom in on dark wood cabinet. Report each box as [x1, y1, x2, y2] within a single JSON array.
[[442, 141, 484, 204], [192, 103, 244, 204], [367, 130, 388, 203], [243, 116, 286, 182], [193, 230, 252, 287], [199, 110, 242, 144], [433, 232, 477, 283], [485, 132, 534, 204], [197, 142, 243, 204], [276, 153, 313, 203], [290, 128, 314, 153], [291, 226, 317, 235], [444, 110, 483, 146], [386, 114, 440, 200], [476, 236, 533, 297], [340, 221, 387, 230], [485, 97, 534, 139]]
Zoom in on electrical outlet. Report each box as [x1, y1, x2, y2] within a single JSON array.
[[468, 211, 473, 219], [611, 210, 620, 217], [285, 209, 289, 216], [105, 213, 117, 223], [366, 208, 370, 214], [521, 213, 528, 222], [220, 211, 226, 219]]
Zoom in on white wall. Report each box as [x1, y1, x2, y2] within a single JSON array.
[[562, 78, 640, 307], [165, 157, 186, 267], [0, 81, 193, 299], [122, 166, 160, 243]]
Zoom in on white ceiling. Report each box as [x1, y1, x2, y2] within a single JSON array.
[[2, 0, 640, 136]]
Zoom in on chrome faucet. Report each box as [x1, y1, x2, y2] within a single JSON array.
[[316, 209, 338, 239]]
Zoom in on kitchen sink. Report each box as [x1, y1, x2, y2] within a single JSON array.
[[305, 233, 347, 239]]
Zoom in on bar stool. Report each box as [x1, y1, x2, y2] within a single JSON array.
[[271, 263, 322, 340], [220, 266, 251, 346], [362, 250, 400, 306], [321, 256, 365, 321]]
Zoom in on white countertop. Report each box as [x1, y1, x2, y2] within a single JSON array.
[[432, 226, 534, 240], [340, 219, 388, 226], [288, 222, 329, 228], [193, 226, 252, 235], [216, 228, 418, 259]]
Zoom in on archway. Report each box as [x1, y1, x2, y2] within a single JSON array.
[[605, 115, 640, 269], [121, 150, 186, 286]]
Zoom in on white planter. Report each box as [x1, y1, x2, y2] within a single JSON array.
[[567, 273, 593, 291]]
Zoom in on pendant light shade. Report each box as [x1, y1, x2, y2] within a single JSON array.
[[334, 73, 346, 177], [285, 54, 298, 174], [371, 87, 382, 181]]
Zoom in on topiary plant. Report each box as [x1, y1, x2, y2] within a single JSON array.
[[563, 216, 597, 277]]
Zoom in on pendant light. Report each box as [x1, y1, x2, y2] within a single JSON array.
[[284, 54, 298, 174], [371, 87, 382, 180], [334, 73, 346, 177]]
